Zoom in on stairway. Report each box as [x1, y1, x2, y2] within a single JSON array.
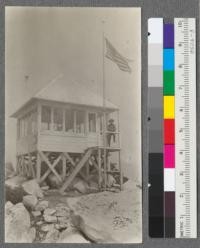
[[59, 148, 92, 193]]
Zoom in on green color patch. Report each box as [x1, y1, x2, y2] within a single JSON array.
[[164, 70, 174, 95]]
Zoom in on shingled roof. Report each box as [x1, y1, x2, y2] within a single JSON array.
[[12, 74, 118, 118]]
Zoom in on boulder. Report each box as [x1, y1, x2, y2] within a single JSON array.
[[46, 174, 62, 189], [73, 179, 88, 194], [32, 211, 42, 218], [57, 216, 69, 224], [41, 224, 54, 232], [5, 176, 26, 204], [107, 175, 116, 188], [23, 195, 38, 210], [44, 208, 56, 216], [71, 213, 115, 243], [36, 221, 43, 226], [5, 201, 14, 214], [35, 200, 49, 211], [5, 202, 36, 243], [55, 203, 70, 218], [5, 162, 16, 179], [42, 229, 60, 243], [22, 179, 44, 199], [57, 227, 90, 243], [44, 215, 57, 223], [55, 222, 68, 231]]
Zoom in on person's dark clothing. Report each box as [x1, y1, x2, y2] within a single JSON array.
[[107, 122, 116, 146]]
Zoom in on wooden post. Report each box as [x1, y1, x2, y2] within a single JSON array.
[[36, 151, 41, 182], [86, 160, 90, 180], [21, 155, 25, 176], [98, 148, 101, 189], [119, 150, 123, 190], [62, 153, 66, 179]]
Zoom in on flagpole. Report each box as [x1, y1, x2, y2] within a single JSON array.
[[102, 20, 107, 190]]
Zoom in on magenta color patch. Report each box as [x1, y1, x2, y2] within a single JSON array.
[[164, 145, 175, 168]]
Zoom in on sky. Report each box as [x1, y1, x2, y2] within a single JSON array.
[[5, 7, 141, 180]]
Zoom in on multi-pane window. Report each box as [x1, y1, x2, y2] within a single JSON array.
[[76, 110, 85, 133], [18, 109, 38, 138], [41, 106, 51, 131], [53, 108, 63, 131], [31, 110, 37, 135], [65, 109, 74, 133], [88, 113, 96, 132]]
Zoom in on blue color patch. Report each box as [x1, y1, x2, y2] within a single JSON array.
[[163, 49, 174, 70]]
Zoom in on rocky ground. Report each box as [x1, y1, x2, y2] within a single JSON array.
[[5, 176, 142, 243]]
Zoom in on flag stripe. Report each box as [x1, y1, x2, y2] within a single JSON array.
[[106, 55, 131, 72], [105, 38, 131, 73]]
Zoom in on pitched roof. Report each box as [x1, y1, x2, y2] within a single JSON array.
[[12, 74, 118, 118]]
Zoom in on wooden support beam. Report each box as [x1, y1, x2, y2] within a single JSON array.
[[39, 151, 62, 183], [21, 155, 25, 176], [62, 154, 67, 179], [119, 151, 123, 190], [63, 152, 87, 181], [86, 160, 90, 179], [60, 149, 92, 193], [36, 151, 41, 182], [98, 148, 101, 189], [63, 152, 75, 166]]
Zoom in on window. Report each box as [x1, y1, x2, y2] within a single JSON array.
[[31, 110, 37, 135], [53, 108, 63, 131], [41, 106, 51, 130], [88, 113, 96, 132], [76, 110, 85, 133], [65, 109, 74, 133]]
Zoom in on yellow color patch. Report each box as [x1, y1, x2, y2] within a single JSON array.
[[164, 96, 175, 118]]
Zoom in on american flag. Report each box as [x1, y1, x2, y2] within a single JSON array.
[[105, 38, 132, 73]]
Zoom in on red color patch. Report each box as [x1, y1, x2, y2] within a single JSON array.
[[164, 119, 175, 144]]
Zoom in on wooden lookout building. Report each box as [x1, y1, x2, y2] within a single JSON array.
[[11, 75, 122, 193]]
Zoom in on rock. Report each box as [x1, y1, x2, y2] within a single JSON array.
[[71, 213, 115, 243], [22, 179, 44, 199], [46, 174, 62, 189], [55, 222, 68, 231], [56, 209, 69, 217], [5, 202, 36, 243], [41, 186, 49, 191], [41, 224, 54, 232], [73, 179, 88, 194], [57, 216, 69, 224], [107, 175, 116, 188], [32, 211, 42, 217], [57, 227, 90, 243], [5, 162, 16, 179], [44, 208, 56, 216], [36, 221, 43, 226], [5, 201, 14, 214], [43, 229, 60, 243], [23, 195, 38, 210], [5, 176, 26, 204], [44, 215, 57, 223], [35, 200, 49, 211], [55, 203, 70, 218]]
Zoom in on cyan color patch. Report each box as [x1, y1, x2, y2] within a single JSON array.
[[163, 49, 174, 70]]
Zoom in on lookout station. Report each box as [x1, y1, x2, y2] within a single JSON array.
[[11, 75, 122, 193]]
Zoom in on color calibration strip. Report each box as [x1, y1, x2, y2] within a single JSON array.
[[163, 23, 175, 237], [148, 18, 196, 238]]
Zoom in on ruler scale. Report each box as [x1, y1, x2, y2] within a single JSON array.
[[175, 18, 197, 238], [148, 18, 196, 238]]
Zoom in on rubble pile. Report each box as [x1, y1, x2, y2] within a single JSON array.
[[5, 176, 142, 243]]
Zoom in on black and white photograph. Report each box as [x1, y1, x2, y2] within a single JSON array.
[[5, 7, 142, 243]]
